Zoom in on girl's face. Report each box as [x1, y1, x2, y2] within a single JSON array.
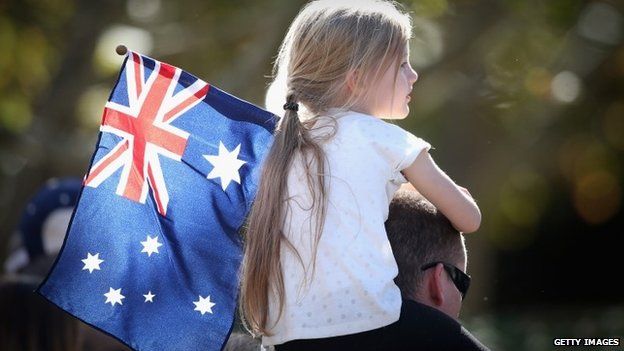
[[355, 47, 419, 119]]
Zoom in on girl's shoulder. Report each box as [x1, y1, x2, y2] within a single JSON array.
[[329, 109, 399, 131], [333, 111, 431, 171], [337, 111, 413, 141]]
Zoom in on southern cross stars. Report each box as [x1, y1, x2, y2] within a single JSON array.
[[82, 241, 216, 315], [104, 287, 125, 306], [82, 253, 104, 273], [204, 141, 246, 191], [141, 235, 163, 257], [193, 295, 216, 315], [143, 291, 155, 303]]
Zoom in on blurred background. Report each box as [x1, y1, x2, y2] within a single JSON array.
[[0, 0, 622, 350]]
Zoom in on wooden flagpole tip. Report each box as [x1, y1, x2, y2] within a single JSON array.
[[115, 45, 128, 56]]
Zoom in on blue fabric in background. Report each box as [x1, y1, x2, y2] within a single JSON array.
[[38, 51, 275, 351]]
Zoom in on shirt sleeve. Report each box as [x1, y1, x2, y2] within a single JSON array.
[[357, 117, 431, 182]]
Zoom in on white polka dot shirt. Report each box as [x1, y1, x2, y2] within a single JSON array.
[[262, 110, 431, 345]]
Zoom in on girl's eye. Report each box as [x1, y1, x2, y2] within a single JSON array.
[[401, 62, 409, 68]]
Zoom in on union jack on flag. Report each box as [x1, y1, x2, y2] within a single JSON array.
[[84, 54, 210, 216], [38, 51, 275, 350]]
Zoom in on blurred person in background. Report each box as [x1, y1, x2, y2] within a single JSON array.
[[385, 189, 490, 350], [4, 177, 81, 277], [1, 177, 130, 351]]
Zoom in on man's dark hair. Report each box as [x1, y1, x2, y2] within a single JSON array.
[[385, 190, 465, 300]]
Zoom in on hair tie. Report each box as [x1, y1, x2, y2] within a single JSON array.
[[283, 101, 299, 112]]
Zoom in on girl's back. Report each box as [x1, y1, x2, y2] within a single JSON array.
[[265, 110, 430, 344]]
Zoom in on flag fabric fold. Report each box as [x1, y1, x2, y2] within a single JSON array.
[[38, 51, 276, 351]]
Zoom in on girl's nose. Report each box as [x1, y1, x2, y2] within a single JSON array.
[[405, 63, 418, 84], [411, 68, 419, 84]]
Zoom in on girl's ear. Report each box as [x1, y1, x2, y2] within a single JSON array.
[[345, 69, 362, 94]]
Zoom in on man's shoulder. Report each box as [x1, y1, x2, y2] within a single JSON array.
[[397, 300, 491, 351], [400, 299, 461, 328]]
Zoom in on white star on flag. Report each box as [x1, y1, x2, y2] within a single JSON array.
[[81, 253, 104, 273], [204, 141, 246, 191], [141, 235, 163, 257], [143, 291, 155, 303], [104, 287, 125, 306], [193, 295, 216, 315]]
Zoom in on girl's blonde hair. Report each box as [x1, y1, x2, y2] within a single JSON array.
[[240, 0, 412, 336]]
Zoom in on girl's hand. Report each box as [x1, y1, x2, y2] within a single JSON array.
[[402, 150, 481, 233]]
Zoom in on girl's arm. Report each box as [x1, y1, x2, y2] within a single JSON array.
[[402, 150, 481, 233]]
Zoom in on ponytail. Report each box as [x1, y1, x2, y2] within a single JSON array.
[[241, 92, 329, 336]]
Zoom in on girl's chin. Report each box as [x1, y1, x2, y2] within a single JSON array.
[[375, 105, 410, 120], [389, 107, 410, 120], [381, 113, 408, 120]]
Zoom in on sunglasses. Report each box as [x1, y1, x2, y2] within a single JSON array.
[[421, 261, 471, 300]]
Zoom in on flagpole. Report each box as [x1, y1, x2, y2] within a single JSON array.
[[116, 45, 128, 55]]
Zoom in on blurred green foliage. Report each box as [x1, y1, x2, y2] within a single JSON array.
[[465, 305, 624, 351]]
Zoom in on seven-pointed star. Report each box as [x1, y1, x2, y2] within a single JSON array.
[[143, 291, 155, 303], [193, 295, 216, 315], [204, 141, 246, 191], [141, 235, 163, 257], [104, 287, 125, 306], [81, 252, 104, 273]]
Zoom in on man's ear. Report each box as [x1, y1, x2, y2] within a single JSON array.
[[425, 263, 446, 307]]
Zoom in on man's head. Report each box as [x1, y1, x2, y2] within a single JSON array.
[[385, 190, 469, 318]]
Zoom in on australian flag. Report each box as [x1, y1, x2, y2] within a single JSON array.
[[38, 51, 275, 350]]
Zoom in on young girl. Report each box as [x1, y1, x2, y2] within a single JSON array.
[[241, 0, 481, 349]]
